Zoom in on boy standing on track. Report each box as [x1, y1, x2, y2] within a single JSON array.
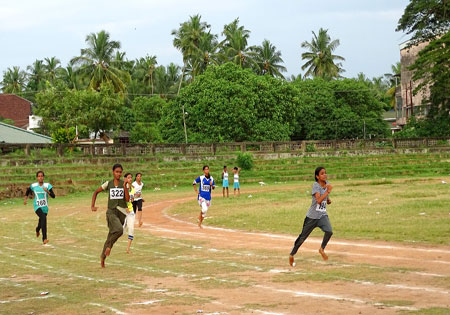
[[289, 166, 333, 267], [91, 164, 130, 268], [24, 171, 55, 245], [222, 166, 229, 198], [193, 165, 215, 228]]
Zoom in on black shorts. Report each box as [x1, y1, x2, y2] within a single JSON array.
[[132, 200, 143, 213]]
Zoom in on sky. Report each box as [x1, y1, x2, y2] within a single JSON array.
[[0, 0, 411, 80]]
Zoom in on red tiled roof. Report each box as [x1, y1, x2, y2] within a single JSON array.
[[0, 94, 32, 129]]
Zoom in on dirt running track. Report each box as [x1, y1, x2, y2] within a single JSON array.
[[129, 196, 450, 314]]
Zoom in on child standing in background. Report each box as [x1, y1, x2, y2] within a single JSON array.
[[222, 166, 229, 198], [233, 167, 241, 197]]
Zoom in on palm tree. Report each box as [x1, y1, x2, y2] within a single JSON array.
[[43, 57, 61, 83], [219, 18, 256, 68], [172, 14, 213, 80], [71, 30, 130, 92], [385, 62, 401, 109], [27, 59, 46, 91], [301, 28, 345, 79], [1, 66, 27, 94], [252, 39, 287, 78], [58, 63, 80, 90], [153, 63, 181, 97], [134, 55, 158, 94]]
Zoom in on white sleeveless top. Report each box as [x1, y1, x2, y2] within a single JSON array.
[[132, 181, 144, 200], [223, 171, 229, 181], [234, 173, 239, 183]]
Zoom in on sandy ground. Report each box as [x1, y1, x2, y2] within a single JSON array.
[[119, 196, 450, 314]]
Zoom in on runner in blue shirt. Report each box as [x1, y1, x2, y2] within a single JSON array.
[[193, 165, 215, 228], [24, 171, 55, 244]]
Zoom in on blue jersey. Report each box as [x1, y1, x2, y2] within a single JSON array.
[[30, 182, 53, 213], [194, 175, 215, 200]]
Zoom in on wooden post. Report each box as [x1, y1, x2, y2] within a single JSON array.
[[121, 143, 126, 156], [57, 144, 64, 157], [181, 144, 186, 155], [240, 143, 246, 152], [25, 144, 31, 156]]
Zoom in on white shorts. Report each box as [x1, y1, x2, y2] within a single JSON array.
[[198, 197, 211, 217], [123, 212, 135, 240]]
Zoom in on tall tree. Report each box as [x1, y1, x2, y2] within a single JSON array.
[[27, 59, 46, 92], [252, 39, 287, 78], [71, 30, 130, 93], [396, 0, 450, 44], [1, 66, 27, 94], [43, 57, 61, 83], [219, 18, 256, 68], [301, 28, 345, 79], [134, 55, 158, 94]]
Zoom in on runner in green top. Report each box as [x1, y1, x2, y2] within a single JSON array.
[[91, 164, 130, 268], [24, 170, 55, 244]]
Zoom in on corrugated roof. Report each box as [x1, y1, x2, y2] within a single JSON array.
[[0, 122, 52, 143]]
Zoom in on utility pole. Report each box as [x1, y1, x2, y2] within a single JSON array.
[[177, 64, 188, 144]]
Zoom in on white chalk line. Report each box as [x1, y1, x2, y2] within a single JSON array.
[[155, 197, 450, 255], [87, 302, 126, 315]]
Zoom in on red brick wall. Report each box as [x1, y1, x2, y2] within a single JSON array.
[[0, 94, 32, 129]]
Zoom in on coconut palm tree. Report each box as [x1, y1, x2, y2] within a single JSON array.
[[43, 57, 61, 83], [172, 14, 213, 80], [134, 55, 158, 94], [385, 62, 401, 109], [27, 59, 46, 91], [71, 30, 130, 93], [301, 28, 345, 79], [252, 39, 287, 78], [1, 66, 27, 94], [219, 18, 256, 68]]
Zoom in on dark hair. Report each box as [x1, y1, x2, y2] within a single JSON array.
[[36, 170, 44, 177], [314, 166, 325, 182], [135, 172, 142, 180], [112, 163, 123, 171], [223, 165, 227, 169], [124, 172, 132, 178], [233, 167, 238, 170], [203, 165, 209, 170]]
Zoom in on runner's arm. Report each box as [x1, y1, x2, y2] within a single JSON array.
[[23, 187, 32, 205], [91, 186, 104, 211], [314, 191, 330, 204]]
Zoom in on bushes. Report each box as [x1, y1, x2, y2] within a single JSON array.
[[236, 152, 254, 170]]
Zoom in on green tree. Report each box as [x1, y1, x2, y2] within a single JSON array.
[[71, 30, 131, 93], [301, 28, 345, 79], [160, 63, 298, 143], [1, 66, 27, 94], [252, 39, 287, 78], [219, 18, 257, 68], [396, 0, 450, 44], [43, 57, 61, 83], [27, 59, 46, 92], [134, 55, 158, 94]]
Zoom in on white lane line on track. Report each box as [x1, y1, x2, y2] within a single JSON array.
[[153, 198, 450, 255], [87, 302, 126, 314]]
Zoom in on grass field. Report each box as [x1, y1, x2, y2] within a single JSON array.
[[170, 177, 450, 245], [1, 152, 450, 314]]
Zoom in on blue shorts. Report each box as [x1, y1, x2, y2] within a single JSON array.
[[223, 179, 229, 188], [233, 182, 240, 189]]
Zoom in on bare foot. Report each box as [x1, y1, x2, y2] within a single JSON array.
[[105, 247, 111, 257], [43, 239, 49, 245], [101, 257, 105, 268], [36, 231, 40, 238], [319, 248, 328, 261], [126, 249, 131, 254], [139, 221, 143, 227], [289, 255, 296, 267]]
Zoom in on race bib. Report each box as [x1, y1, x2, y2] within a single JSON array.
[[110, 188, 124, 199], [36, 199, 47, 207], [316, 201, 327, 212], [202, 185, 211, 191]]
